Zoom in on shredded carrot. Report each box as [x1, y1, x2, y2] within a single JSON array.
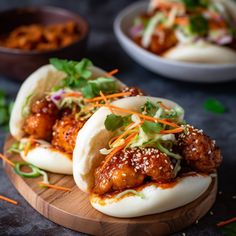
[[92, 104, 179, 128], [106, 68, 119, 77], [38, 182, 72, 192], [0, 195, 18, 205], [175, 17, 189, 25], [160, 127, 184, 134], [0, 153, 15, 167], [84, 92, 131, 103], [158, 102, 171, 110], [111, 121, 143, 147], [108, 135, 120, 147], [100, 132, 138, 172], [217, 216, 236, 227], [99, 91, 112, 113], [63, 92, 82, 98]]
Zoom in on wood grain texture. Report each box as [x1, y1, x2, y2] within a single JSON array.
[[3, 136, 217, 236]]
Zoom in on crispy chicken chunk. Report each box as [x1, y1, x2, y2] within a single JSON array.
[[178, 125, 222, 173], [94, 147, 174, 195], [121, 86, 144, 96], [23, 98, 59, 141], [51, 114, 84, 154]]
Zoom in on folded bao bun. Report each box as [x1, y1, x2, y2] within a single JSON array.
[[163, 42, 236, 64], [73, 96, 212, 218], [162, 0, 236, 64], [10, 64, 124, 175]]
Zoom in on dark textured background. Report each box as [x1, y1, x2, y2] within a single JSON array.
[[0, 0, 236, 235]]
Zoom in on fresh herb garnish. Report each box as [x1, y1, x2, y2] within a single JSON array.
[[220, 222, 236, 236], [181, 0, 209, 9], [50, 58, 92, 88], [141, 100, 158, 116], [50, 58, 118, 98], [189, 15, 209, 35], [141, 121, 163, 134], [204, 98, 226, 114], [105, 114, 131, 131], [0, 90, 14, 131]]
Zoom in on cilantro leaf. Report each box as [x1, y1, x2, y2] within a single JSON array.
[[50, 58, 119, 99], [181, 0, 209, 9], [189, 15, 209, 35], [105, 114, 124, 131], [204, 98, 226, 114], [0, 107, 8, 125], [0, 90, 14, 130], [50, 58, 93, 89], [0, 90, 6, 107], [142, 100, 158, 116], [220, 222, 236, 236], [142, 121, 163, 134]]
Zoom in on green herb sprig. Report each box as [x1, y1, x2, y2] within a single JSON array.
[[0, 90, 14, 131], [50, 58, 118, 98]]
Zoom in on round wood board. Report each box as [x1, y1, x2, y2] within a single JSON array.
[[3, 136, 217, 236]]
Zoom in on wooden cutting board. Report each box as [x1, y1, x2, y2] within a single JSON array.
[[3, 136, 217, 236]]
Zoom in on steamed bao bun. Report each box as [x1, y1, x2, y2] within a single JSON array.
[[161, 0, 236, 64], [10, 64, 123, 175], [73, 96, 212, 218]]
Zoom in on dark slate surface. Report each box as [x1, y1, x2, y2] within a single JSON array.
[[0, 0, 236, 235]]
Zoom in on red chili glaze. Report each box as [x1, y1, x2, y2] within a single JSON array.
[[93, 147, 175, 195]]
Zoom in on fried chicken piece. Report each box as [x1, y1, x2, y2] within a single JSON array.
[[94, 147, 174, 195], [23, 98, 59, 141], [121, 86, 144, 96], [134, 27, 177, 55], [31, 98, 59, 115], [149, 28, 178, 55], [24, 113, 56, 141], [178, 125, 222, 173], [51, 114, 84, 154]]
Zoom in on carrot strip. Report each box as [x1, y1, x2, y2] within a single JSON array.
[[217, 217, 236, 227], [63, 92, 82, 98], [158, 102, 171, 110], [160, 127, 184, 134], [0, 153, 15, 167], [106, 69, 119, 77], [84, 92, 131, 103], [38, 182, 72, 192], [92, 104, 179, 128], [100, 132, 138, 172], [109, 135, 120, 147], [100, 91, 113, 113], [0, 195, 18, 205], [111, 121, 143, 147], [175, 17, 189, 25]]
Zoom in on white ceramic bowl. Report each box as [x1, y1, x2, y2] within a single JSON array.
[[114, 1, 236, 83]]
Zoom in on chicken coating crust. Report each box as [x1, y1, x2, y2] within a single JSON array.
[[178, 125, 222, 173], [31, 98, 58, 115], [23, 113, 56, 141], [121, 86, 144, 96], [94, 147, 174, 195], [23, 98, 59, 140], [52, 114, 84, 154]]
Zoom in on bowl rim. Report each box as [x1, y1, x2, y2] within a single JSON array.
[[114, 1, 236, 69], [0, 5, 89, 55]]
